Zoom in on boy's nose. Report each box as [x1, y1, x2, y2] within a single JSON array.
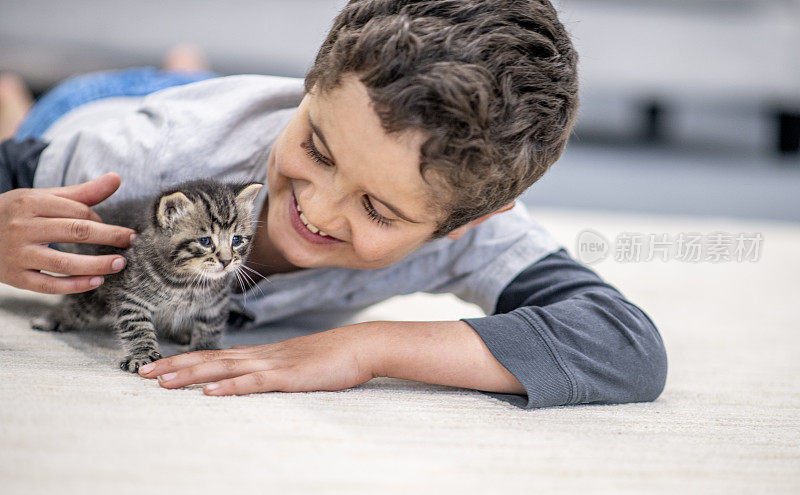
[[306, 209, 345, 237], [302, 191, 348, 236]]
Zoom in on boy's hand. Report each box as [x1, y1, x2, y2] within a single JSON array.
[[138, 325, 377, 396], [0, 173, 136, 294]]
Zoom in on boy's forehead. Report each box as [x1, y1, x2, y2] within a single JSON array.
[[307, 77, 441, 223]]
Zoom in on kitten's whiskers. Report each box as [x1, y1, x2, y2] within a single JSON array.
[[236, 267, 265, 298], [189, 270, 203, 292], [240, 264, 271, 285], [204, 270, 211, 294], [243, 259, 274, 269], [239, 265, 268, 294], [232, 268, 248, 306]]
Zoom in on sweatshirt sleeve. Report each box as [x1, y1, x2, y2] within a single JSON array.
[[462, 248, 668, 409], [0, 137, 48, 193]]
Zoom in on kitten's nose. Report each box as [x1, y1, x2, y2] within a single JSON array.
[[218, 257, 232, 268]]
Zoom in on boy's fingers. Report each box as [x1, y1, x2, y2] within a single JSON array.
[[27, 249, 126, 277], [155, 359, 266, 389], [35, 218, 135, 248], [203, 370, 284, 396], [20, 271, 103, 295], [33, 194, 103, 223], [46, 173, 122, 207], [139, 349, 228, 377]]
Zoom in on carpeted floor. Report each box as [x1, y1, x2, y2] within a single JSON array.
[[1, 207, 798, 494]]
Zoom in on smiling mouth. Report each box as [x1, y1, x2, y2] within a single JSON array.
[[295, 201, 331, 237], [290, 190, 343, 244]]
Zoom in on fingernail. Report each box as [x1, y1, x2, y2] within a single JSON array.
[[130, 233, 138, 243], [159, 372, 177, 382], [139, 363, 155, 373], [205, 383, 219, 391], [112, 257, 125, 271], [89, 276, 103, 287]]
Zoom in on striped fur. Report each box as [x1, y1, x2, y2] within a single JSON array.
[[31, 179, 263, 372]]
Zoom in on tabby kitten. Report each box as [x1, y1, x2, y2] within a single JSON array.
[[32, 179, 263, 372]]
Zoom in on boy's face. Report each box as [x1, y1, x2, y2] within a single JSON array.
[[264, 75, 444, 270]]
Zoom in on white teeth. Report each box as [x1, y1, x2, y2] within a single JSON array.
[[297, 198, 332, 237], [298, 211, 320, 234]]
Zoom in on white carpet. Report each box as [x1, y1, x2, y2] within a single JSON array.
[[2, 207, 799, 494]]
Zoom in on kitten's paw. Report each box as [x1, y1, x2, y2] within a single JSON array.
[[119, 350, 163, 373], [31, 316, 65, 332]]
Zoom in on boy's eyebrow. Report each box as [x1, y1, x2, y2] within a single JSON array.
[[307, 114, 422, 224]]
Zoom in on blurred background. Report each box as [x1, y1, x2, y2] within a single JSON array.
[[1, 0, 798, 221]]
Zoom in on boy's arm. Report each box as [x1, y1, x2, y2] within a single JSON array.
[[134, 237, 667, 408], [372, 248, 668, 409]]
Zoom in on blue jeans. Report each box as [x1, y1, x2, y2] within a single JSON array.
[[16, 66, 216, 140]]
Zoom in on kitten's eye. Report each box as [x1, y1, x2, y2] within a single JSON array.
[[231, 235, 243, 247], [198, 237, 213, 247]]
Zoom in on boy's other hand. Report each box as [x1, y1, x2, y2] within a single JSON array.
[[139, 324, 377, 396], [0, 172, 136, 294]]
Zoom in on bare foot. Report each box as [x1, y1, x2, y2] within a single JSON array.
[[0, 73, 33, 140], [162, 43, 211, 73]]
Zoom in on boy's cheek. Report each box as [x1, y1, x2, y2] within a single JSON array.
[[350, 236, 421, 269]]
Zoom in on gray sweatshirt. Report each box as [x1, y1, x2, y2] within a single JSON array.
[[11, 75, 667, 409]]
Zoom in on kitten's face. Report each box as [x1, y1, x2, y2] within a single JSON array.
[[155, 183, 262, 280], [172, 221, 251, 279]]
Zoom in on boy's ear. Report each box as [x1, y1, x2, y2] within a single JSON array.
[[157, 192, 194, 228], [446, 201, 515, 240]]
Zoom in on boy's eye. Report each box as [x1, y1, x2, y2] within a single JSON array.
[[231, 235, 243, 247], [362, 196, 393, 227], [198, 237, 213, 247], [302, 135, 333, 167], [301, 130, 392, 228]]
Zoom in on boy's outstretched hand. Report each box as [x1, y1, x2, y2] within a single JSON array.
[[0, 173, 136, 294], [138, 325, 377, 396]]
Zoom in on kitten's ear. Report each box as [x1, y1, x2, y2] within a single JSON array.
[[156, 192, 194, 228], [235, 183, 264, 212]]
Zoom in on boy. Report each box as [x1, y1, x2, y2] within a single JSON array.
[[0, 0, 667, 409]]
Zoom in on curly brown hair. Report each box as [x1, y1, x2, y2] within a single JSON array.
[[305, 0, 579, 237]]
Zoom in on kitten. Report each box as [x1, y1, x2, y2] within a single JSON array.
[[31, 179, 263, 372]]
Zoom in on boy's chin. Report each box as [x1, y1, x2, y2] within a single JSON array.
[[282, 249, 328, 269], [271, 238, 317, 266], [282, 246, 357, 270]]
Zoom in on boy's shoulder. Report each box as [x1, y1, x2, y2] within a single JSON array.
[[431, 202, 561, 260], [146, 74, 305, 108], [439, 202, 564, 288], [35, 75, 304, 207], [376, 202, 565, 312], [43, 75, 305, 143]]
